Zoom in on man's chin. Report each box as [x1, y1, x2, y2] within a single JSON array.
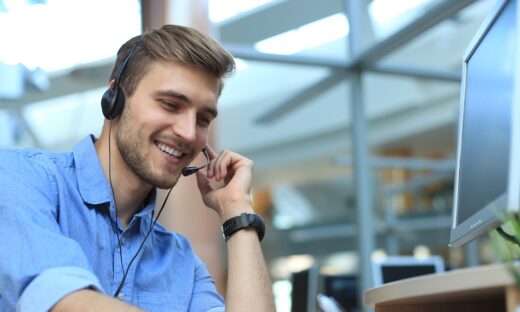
[[153, 175, 180, 189]]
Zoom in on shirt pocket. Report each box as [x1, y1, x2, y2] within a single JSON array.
[[137, 290, 191, 311]]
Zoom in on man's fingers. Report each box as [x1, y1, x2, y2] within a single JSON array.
[[204, 146, 217, 178], [196, 170, 212, 194], [204, 146, 218, 159], [216, 150, 234, 181], [214, 150, 225, 180], [204, 147, 248, 182]]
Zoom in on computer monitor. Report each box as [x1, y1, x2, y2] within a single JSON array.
[[322, 274, 359, 311], [291, 266, 318, 312], [371, 256, 445, 286], [450, 0, 520, 247]]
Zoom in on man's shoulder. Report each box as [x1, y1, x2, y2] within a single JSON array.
[[0, 149, 72, 189], [0, 147, 72, 170]]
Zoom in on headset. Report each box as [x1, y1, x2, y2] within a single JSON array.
[[101, 34, 209, 175], [102, 34, 211, 298], [101, 35, 143, 120], [182, 148, 210, 176]]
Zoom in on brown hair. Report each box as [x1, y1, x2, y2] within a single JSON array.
[[109, 25, 235, 96]]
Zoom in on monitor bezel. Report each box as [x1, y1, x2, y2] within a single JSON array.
[[450, 0, 517, 247], [371, 256, 445, 286]]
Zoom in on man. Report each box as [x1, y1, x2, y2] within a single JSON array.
[[0, 25, 275, 311]]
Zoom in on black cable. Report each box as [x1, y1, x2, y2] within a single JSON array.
[[108, 120, 126, 278], [497, 226, 520, 247], [105, 33, 171, 297], [107, 119, 174, 298], [113, 184, 174, 297]]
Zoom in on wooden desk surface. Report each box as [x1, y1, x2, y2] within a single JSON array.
[[364, 263, 516, 308]]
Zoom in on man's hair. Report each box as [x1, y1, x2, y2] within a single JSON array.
[[109, 24, 236, 96]]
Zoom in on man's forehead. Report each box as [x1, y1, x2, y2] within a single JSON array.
[[141, 60, 219, 96]]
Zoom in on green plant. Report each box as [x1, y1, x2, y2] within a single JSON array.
[[491, 213, 520, 288]]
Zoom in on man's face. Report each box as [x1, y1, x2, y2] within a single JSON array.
[[115, 60, 219, 189]]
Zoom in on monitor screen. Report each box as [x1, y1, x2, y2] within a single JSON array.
[[380, 264, 436, 283], [291, 269, 310, 312], [322, 275, 359, 311], [450, 0, 517, 246], [372, 256, 445, 286], [290, 267, 318, 312]]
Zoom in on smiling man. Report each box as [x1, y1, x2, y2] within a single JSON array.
[[0, 25, 275, 311]]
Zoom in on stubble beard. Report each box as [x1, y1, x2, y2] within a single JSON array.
[[115, 110, 179, 189]]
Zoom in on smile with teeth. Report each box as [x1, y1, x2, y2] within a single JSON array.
[[156, 142, 185, 159]]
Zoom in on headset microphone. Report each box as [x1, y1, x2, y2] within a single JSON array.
[[182, 148, 210, 176]]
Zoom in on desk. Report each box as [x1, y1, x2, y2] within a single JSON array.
[[364, 263, 520, 312]]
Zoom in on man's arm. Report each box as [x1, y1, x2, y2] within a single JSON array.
[[196, 148, 276, 311], [0, 152, 142, 311], [225, 224, 275, 310], [51, 289, 142, 312]]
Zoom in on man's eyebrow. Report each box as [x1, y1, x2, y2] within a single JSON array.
[[154, 89, 218, 119], [154, 90, 191, 104]]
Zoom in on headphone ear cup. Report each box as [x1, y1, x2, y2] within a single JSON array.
[[101, 88, 116, 119], [111, 89, 125, 118], [101, 87, 125, 120]]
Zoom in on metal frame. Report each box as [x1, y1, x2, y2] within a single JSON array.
[[224, 2, 479, 307], [0, 1, 482, 306], [227, 0, 476, 124], [0, 64, 112, 148]]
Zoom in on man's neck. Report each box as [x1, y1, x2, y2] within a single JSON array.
[[95, 127, 153, 228]]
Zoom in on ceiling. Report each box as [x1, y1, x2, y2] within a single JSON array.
[[214, 0, 495, 189], [0, 0, 498, 241]]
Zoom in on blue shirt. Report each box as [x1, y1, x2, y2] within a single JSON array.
[[0, 136, 225, 312]]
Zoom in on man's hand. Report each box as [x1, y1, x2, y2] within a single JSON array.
[[195, 147, 276, 311], [195, 147, 255, 222]]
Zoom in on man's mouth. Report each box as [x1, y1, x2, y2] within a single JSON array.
[[155, 141, 185, 159]]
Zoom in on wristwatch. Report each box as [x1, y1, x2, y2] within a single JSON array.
[[222, 213, 265, 242]]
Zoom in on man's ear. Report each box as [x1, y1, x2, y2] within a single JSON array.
[[108, 79, 116, 89]]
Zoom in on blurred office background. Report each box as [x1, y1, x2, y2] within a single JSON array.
[[0, 0, 502, 311]]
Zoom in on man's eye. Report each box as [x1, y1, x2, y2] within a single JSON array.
[[198, 115, 211, 127], [160, 100, 179, 111]]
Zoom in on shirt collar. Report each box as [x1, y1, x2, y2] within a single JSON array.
[[73, 135, 113, 205], [136, 188, 157, 217], [73, 135, 158, 214]]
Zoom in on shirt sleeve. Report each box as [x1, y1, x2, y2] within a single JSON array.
[[0, 151, 103, 311], [188, 256, 225, 312], [17, 267, 103, 312]]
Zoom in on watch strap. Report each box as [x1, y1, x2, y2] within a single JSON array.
[[222, 213, 265, 241]]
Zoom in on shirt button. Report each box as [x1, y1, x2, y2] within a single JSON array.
[[120, 237, 126, 245], [118, 292, 125, 300]]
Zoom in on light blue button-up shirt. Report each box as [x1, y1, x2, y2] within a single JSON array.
[[0, 136, 225, 311]]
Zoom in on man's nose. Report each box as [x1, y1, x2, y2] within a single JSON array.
[[172, 112, 197, 143]]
